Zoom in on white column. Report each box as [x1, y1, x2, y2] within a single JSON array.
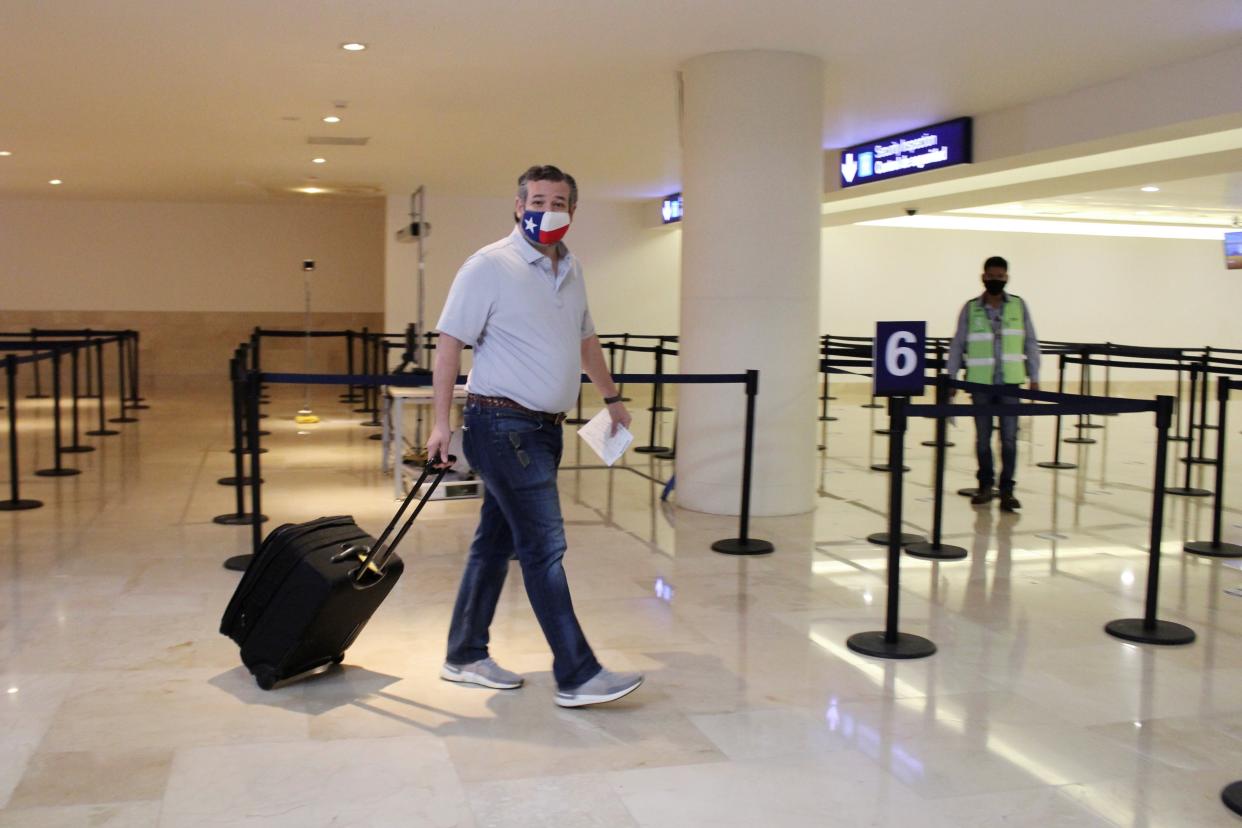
[[676, 51, 823, 516]]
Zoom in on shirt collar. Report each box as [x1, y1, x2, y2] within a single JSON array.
[[509, 226, 571, 265]]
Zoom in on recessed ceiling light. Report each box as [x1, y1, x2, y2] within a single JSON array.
[[1141, 186, 1160, 193], [296, 186, 328, 194], [48, 179, 63, 185], [322, 115, 341, 124], [0, 151, 11, 157], [341, 42, 367, 51], [312, 157, 327, 164]]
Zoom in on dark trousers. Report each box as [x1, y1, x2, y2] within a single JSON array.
[[445, 403, 601, 690], [971, 386, 1019, 492]]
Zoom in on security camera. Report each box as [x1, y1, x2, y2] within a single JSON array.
[[396, 221, 431, 242], [905, 208, 919, 217]]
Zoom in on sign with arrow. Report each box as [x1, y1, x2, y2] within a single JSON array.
[[839, 117, 972, 189]]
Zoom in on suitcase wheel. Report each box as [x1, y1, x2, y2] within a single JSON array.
[[253, 665, 278, 691], [331, 654, 345, 665]]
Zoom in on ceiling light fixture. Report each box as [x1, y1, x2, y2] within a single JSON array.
[[1141, 186, 1160, 193], [312, 157, 327, 164], [0, 151, 11, 157], [322, 115, 341, 124], [296, 186, 328, 194], [341, 42, 367, 51], [48, 179, 63, 185]]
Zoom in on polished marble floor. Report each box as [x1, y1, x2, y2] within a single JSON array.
[[1, 377, 1241, 826]]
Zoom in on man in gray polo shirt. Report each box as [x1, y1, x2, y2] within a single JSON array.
[[426, 165, 643, 708]]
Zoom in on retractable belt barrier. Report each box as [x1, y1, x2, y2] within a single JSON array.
[[219, 367, 773, 561], [847, 375, 1194, 662]]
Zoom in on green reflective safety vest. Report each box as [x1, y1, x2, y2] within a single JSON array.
[[965, 295, 1026, 384]]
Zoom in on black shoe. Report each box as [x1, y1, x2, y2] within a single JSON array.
[[999, 492, 1021, 512], [970, 487, 994, 506]]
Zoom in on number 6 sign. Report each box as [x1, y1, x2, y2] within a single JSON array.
[[873, 321, 926, 397]]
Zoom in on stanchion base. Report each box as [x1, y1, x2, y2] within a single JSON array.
[[61, 445, 96, 454], [1166, 487, 1211, 497], [128, 403, 151, 410], [1064, 437, 1096, 444], [875, 429, 891, 436], [361, 421, 382, 428], [819, 416, 839, 422], [1180, 457, 1216, 465], [0, 499, 43, 511], [654, 450, 676, 460], [35, 468, 82, 477], [257, 430, 270, 437], [217, 476, 262, 486], [368, 433, 383, 441], [25, 394, 50, 400], [224, 554, 253, 571], [1184, 540, 1242, 558], [230, 448, 269, 455], [861, 403, 883, 409], [108, 416, 139, 424], [1037, 461, 1077, 469], [634, 445, 671, 454], [921, 440, 955, 448], [1079, 423, 1105, 430], [869, 464, 910, 472], [867, 531, 926, 546], [957, 487, 978, 497], [565, 418, 589, 425], [846, 631, 936, 660], [1104, 618, 1195, 646], [85, 429, 120, 437], [213, 513, 268, 526], [353, 407, 372, 414], [711, 538, 774, 556], [1222, 781, 1242, 816], [904, 542, 968, 561]]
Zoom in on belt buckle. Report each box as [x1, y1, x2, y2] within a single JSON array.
[[552, 412, 566, 425]]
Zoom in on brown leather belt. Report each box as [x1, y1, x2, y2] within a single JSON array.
[[466, 393, 566, 425]]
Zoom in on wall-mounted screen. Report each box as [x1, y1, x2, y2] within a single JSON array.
[[1226, 231, 1242, 270]]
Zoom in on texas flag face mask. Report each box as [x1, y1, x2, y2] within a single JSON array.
[[521, 210, 571, 246]]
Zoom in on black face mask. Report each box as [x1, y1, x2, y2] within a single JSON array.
[[983, 280, 1006, 296]]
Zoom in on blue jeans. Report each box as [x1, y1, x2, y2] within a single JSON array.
[[971, 386, 1019, 492], [445, 403, 601, 690]]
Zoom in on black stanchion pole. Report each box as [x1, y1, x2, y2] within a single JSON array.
[[1038, 354, 1077, 470], [869, 394, 926, 545], [25, 330, 48, 399], [907, 378, 967, 560], [849, 396, 936, 659], [83, 330, 98, 399], [565, 387, 588, 426], [127, 331, 149, 409], [1185, 379, 1241, 557], [340, 330, 360, 403], [1101, 342, 1117, 416], [62, 345, 94, 455], [1104, 395, 1195, 646], [217, 356, 266, 528], [713, 369, 774, 555], [108, 336, 137, 424], [1168, 365, 1210, 497], [1188, 350, 1214, 462], [651, 339, 673, 413], [1065, 350, 1096, 444], [247, 370, 264, 558], [356, 328, 373, 415], [921, 342, 952, 448], [0, 355, 43, 510], [361, 332, 382, 429], [635, 350, 670, 454], [84, 341, 119, 437], [819, 341, 838, 423], [35, 348, 80, 477], [1079, 349, 1103, 429], [1170, 357, 1188, 443], [618, 334, 631, 402]]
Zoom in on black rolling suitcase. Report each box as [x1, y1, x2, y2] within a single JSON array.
[[220, 461, 451, 689]]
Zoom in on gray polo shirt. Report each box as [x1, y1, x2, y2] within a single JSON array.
[[436, 226, 595, 414]]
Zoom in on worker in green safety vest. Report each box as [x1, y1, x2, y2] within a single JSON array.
[[946, 256, 1041, 512]]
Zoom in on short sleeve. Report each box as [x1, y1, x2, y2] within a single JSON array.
[[580, 304, 596, 339], [436, 256, 492, 347]]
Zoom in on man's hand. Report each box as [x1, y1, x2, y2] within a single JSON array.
[[426, 425, 454, 469], [607, 401, 631, 436]]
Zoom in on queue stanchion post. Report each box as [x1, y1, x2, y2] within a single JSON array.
[[1038, 353, 1077, 470], [1185, 350, 1215, 463], [362, 333, 383, 431], [1079, 349, 1103, 429], [869, 394, 926, 546], [849, 396, 936, 659], [84, 330, 99, 399], [34, 347, 80, 477], [217, 356, 266, 531], [108, 335, 137, 424], [712, 369, 774, 556], [1168, 364, 1210, 497], [819, 348, 838, 423], [62, 344, 94, 454], [1105, 395, 1195, 645], [25, 330, 48, 399], [565, 387, 588, 426], [340, 330, 362, 404], [1065, 350, 1096, 444], [250, 332, 269, 404], [1169, 357, 1189, 442], [1184, 379, 1241, 558], [84, 340, 119, 437], [651, 339, 673, 413], [921, 342, 952, 448], [127, 331, 149, 409], [355, 327, 372, 414], [1101, 341, 1117, 416], [635, 350, 670, 454], [242, 369, 266, 565], [0, 355, 43, 511], [906, 377, 967, 561], [618, 334, 631, 402]]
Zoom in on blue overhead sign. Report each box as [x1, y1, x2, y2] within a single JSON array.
[[839, 117, 972, 188]]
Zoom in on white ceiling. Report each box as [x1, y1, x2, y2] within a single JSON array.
[[2, 1, 1241, 202]]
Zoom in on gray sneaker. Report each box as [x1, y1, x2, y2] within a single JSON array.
[[440, 657, 523, 690], [554, 669, 644, 708]]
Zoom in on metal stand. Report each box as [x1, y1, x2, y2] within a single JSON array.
[[1105, 396, 1195, 646], [1167, 365, 1211, 497], [215, 356, 267, 528], [565, 388, 588, 426], [108, 336, 137, 423], [340, 330, 364, 403], [84, 340, 119, 437], [24, 331, 49, 399], [1039, 354, 1078, 468], [35, 347, 81, 477], [906, 378, 968, 561], [61, 345, 95, 454], [1184, 379, 1242, 558], [712, 370, 774, 555], [126, 332, 149, 409], [849, 397, 936, 659], [0, 355, 43, 510]]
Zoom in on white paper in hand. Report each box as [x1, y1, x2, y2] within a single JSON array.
[[576, 408, 633, 466]]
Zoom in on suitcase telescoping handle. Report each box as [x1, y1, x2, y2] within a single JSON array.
[[352, 455, 455, 584]]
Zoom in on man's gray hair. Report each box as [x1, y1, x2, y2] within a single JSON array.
[[517, 165, 578, 211]]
